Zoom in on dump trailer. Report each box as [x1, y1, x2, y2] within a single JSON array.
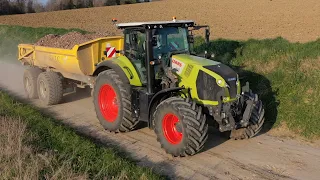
[[18, 19, 265, 157], [19, 36, 124, 93]]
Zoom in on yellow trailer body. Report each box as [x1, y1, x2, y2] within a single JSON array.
[[18, 36, 124, 76]]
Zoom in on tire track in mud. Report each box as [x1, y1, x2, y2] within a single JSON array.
[[0, 61, 320, 180]]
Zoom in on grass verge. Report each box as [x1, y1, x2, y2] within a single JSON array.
[[0, 91, 163, 179], [0, 116, 89, 179]]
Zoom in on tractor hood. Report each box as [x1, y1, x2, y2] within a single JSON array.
[[171, 54, 240, 102], [171, 54, 238, 81], [172, 54, 220, 67]]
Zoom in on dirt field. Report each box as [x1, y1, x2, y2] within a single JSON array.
[[1, 61, 320, 180], [0, 0, 319, 42]]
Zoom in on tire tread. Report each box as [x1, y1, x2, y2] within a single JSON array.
[[94, 70, 139, 132], [153, 97, 208, 157]]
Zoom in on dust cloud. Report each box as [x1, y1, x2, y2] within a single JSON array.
[[0, 60, 26, 97]]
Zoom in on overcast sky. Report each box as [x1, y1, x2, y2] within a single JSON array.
[[39, 0, 48, 4]]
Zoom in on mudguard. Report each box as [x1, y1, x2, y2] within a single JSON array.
[[148, 87, 185, 128], [94, 60, 129, 83], [93, 56, 142, 86]]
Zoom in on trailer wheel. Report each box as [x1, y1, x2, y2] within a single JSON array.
[[230, 93, 265, 140], [93, 69, 139, 132], [37, 71, 63, 105], [23, 67, 42, 99], [153, 97, 208, 157]]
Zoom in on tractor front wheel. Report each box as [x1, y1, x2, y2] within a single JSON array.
[[153, 97, 208, 157], [230, 92, 265, 140], [93, 69, 139, 132]]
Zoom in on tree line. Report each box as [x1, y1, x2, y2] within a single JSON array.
[[0, 0, 149, 15]]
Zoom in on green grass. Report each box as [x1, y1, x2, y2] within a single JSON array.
[[0, 91, 164, 179], [195, 37, 320, 139]]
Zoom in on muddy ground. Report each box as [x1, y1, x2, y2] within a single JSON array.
[[0, 0, 319, 42], [0, 61, 319, 180]]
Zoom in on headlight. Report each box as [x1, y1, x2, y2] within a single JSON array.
[[217, 79, 226, 87]]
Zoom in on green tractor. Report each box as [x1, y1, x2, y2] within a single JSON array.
[[93, 19, 265, 156]]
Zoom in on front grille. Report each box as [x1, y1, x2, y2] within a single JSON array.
[[204, 64, 238, 99], [227, 80, 237, 98], [196, 70, 223, 101]]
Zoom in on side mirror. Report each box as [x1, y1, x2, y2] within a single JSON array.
[[205, 29, 210, 44], [152, 36, 158, 46], [187, 35, 194, 43], [204, 51, 215, 59]]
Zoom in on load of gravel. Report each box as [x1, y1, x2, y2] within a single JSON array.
[[34, 31, 113, 49]]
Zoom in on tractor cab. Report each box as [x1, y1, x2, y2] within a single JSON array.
[[116, 19, 210, 87]]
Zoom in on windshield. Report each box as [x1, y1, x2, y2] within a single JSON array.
[[153, 27, 189, 59]]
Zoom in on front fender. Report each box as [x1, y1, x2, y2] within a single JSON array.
[[148, 87, 185, 128]]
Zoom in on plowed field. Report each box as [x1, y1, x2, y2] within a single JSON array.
[[0, 0, 319, 42]]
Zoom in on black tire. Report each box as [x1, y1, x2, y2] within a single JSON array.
[[93, 69, 139, 132], [230, 92, 265, 140], [23, 67, 42, 99], [37, 71, 63, 105], [153, 97, 208, 157]]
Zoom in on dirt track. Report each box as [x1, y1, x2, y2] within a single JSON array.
[[0, 0, 320, 42], [1, 61, 320, 180]]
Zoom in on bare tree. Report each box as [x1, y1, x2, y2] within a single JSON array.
[[15, 0, 26, 13], [0, 0, 11, 15], [93, 0, 105, 7], [75, 0, 84, 8], [86, 0, 93, 7], [105, 0, 117, 6], [27, 0, 35, 13], [33, 3, 45, 12], [0, 0, 140, 15]]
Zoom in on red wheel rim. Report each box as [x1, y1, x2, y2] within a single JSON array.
[[98, 84, 118, 122], [162, 113, 182, 144]]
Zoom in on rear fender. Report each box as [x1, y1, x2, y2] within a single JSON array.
[[93, 56, 142, 86], [94, 59, 129, 84]]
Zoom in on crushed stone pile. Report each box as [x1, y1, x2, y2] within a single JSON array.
[[34, 31, 113, 49]]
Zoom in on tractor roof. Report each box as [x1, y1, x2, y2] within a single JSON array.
[[116, 20, 195, 29]]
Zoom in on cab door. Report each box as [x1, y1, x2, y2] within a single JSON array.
[[123, 29, 147, 85]]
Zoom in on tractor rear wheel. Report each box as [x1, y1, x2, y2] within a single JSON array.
[[230, 92, 265, 140], [23, 67, 42, 99], [153, 97, 208, 157], [93, 69, 139, 132], [37, 71, 63, 105]]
